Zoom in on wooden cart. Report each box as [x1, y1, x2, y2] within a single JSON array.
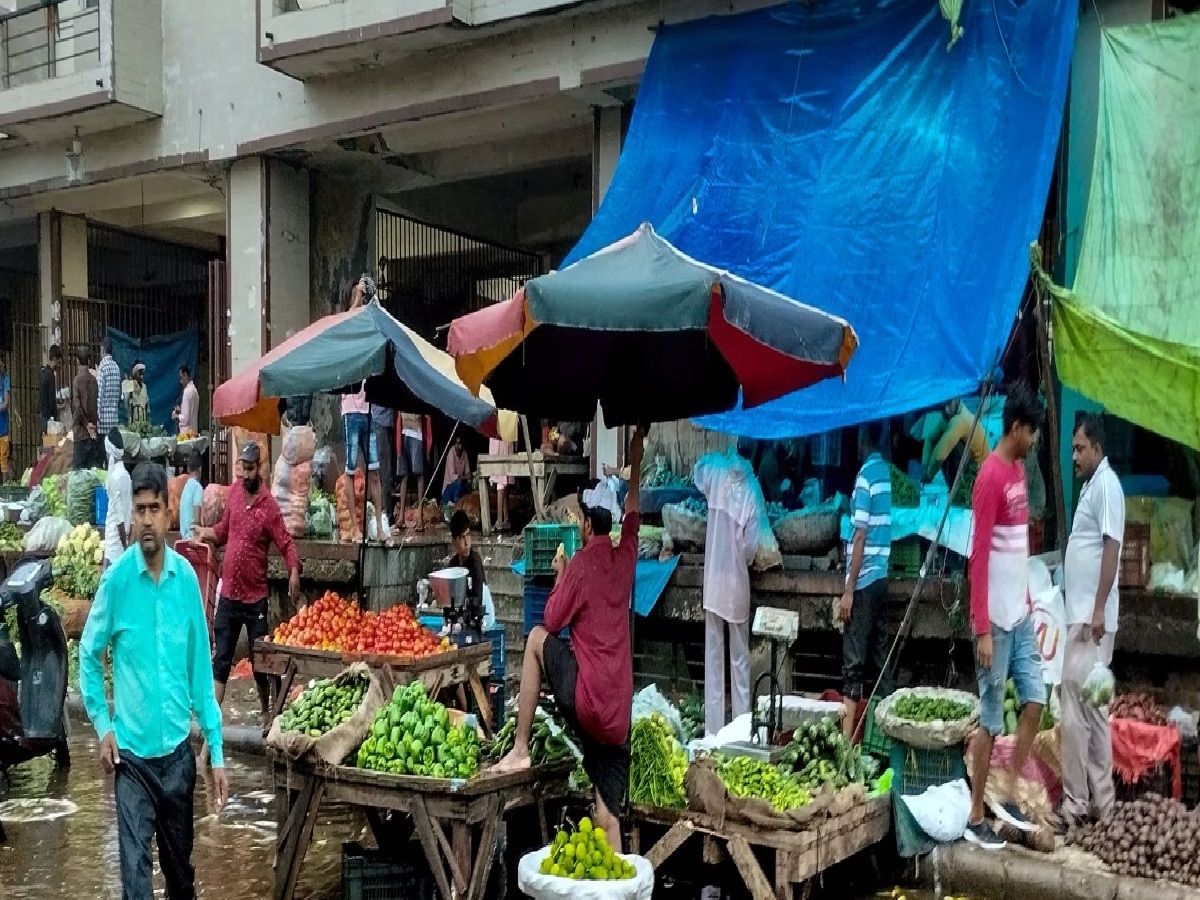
[[253, 640, 496, 733], [271, 755, 573, 900], [628, 794, 891, 900], [475, 450, 589, 534]]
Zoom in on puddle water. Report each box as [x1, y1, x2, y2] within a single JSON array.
[[0, 721, 360, 899]]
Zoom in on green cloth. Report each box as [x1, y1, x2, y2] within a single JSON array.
[[80, 545, 225, 767], [1052, 16, 1200, 450]]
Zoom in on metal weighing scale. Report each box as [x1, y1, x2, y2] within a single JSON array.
[[427, 567, 485, 646], [719, 606, 800, 764]]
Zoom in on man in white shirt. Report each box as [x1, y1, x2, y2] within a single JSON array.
[[1061, 414, 1124, 826], [174, 364, 199, 435], [694, 449, 761, 735], [103, 428, 133, 567]]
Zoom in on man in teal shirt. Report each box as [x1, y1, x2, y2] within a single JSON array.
[[80, 462, 226, 899]]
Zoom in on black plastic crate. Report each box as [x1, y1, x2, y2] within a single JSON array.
[[1116, 763, 1173, 803], [889, 741, 966, 796], [1183, 737, 1199, 809], [342, 843, 434, 900]]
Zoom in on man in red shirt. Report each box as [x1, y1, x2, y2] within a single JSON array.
[[494, 428, 643, 849], [194, 442, 301, 737]]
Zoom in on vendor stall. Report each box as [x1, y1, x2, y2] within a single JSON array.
[[476, 450, 589, 535], [629, 794, 890, 900], [270, 746, 573, 900]]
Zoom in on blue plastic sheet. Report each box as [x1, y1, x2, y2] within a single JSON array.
[[567, 0, 1076, 438], [107, 327, 198, 432]]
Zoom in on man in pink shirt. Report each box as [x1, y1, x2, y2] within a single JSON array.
[[965, 383, 1044, 849], [493, 428, 643, 850]]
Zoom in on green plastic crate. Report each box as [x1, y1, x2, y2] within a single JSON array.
[[523, 523, 582, 577], [889, 537, 923, 578], [860, 695, 894, 758], [889, 740, 966, 797]]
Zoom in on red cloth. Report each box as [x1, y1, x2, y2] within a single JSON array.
[[969, 453, 1031, 636], [543, 512, 639, 746], [211, 481, 301, 603], [1111, 717, 1182, 800]]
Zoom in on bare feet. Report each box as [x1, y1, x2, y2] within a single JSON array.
[[491, 746, 532, 774]]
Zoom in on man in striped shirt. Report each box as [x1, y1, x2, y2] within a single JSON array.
[[839, 422, 892, 740], [97, 337, 122, 432]]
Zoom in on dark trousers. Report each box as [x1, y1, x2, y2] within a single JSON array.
[[842, 578, 894, 702], [73, 436, 102, 469], [374, 424, 395, 508], [115, 740, 197, 900]]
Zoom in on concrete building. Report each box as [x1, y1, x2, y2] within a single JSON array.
[[0, 0, 781, 476]]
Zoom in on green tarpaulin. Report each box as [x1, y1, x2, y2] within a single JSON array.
[[1053, 16, 1200, 450]]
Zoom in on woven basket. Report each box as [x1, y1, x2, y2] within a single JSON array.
[[876, 687, 980, 750], [662, 503, 708, 550], [773, 509, 841, 554]]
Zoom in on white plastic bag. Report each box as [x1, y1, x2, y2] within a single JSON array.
[[1169, 706, 1199, 740], [517, 848, 654, 900], [1081, 645, 1115, 708], [481, 583, 496, 631], [898, 778, 970, 843], [631, 685, 684, 741], [24, 516, 72, 553]]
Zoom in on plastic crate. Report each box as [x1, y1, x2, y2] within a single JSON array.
[[523, 523, 581, 577], [418, 613, 443, 631], [94, 485, 108, 527], [888, 538, 923, 578], [1183, 736, 1199, 809], [485, 624, 505, 685], [860, 695, 894, 759], [342, 843, 433, 900], [522, 577, 569, 639], [889, 741, 966, 797]]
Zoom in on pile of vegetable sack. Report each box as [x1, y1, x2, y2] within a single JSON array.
[[534, 818, 638, 882], [356, 681, 481, 779], [628, 713, 688, 809], [266, 663, 387, 765], [1110, 692, 1168, 726], [782, 716, 869, 791], [875, 687, 980, 749], [1069, 794, 1200, 884]]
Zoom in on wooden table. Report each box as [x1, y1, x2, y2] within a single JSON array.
[[628, 794, 891, 900], [475, 451, 589, 535], [271, 755, 573, 900], [253, 640, 497, 734]]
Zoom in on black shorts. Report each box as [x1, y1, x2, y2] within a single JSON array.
[[543, 634, 630, 818], [212, 598, 269, 683]]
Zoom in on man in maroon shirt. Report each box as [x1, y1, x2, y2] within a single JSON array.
[[494, 428, 643, 849], [194, 442, 301, 736]]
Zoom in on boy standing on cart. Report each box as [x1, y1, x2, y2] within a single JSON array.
[[493, 428, 643, 851]]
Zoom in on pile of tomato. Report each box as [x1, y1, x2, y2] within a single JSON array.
[[271, 591, 451, 658]]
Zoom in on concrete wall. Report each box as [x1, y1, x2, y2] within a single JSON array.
[[266, 160, 311, 348], [113, 0, 165, 116]]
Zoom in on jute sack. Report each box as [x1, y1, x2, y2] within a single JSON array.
[[875, 687, 980, 750], [685, 757, 831, 831], [266, 662, 392, 767], [662, 503, 707, 551]]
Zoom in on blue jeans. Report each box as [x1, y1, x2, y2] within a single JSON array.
[[975, 615, 1043, 736], [115, 740, 196, 899], [343, 413, 379, 474]]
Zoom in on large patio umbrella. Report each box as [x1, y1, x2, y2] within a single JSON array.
[[448, 223, 858, 426], [213, 301, 501, 436]]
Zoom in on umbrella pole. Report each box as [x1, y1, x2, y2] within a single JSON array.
[[519, 415, 546, 522], [358, 479, 368, 607]]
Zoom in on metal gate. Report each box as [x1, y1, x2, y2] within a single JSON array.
[[207, 258, 230, 483], [0, 269, 41, 476], [374, 209, 543, 340]]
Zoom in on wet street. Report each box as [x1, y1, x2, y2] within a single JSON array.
[[0, 719, 359, 899]]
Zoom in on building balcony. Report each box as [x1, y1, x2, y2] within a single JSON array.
[[257, 0, 593, 81], [0, 0, 162, 142]]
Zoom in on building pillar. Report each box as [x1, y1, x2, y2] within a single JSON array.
[[591, 106, 624, 478], [226, 157, 310, 375], [36, 211, 87, 354]]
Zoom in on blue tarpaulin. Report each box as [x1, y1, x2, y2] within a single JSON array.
[[108, 327, 198, 432], [567, 0, 1075, 439], [511, 555, 681, 617]]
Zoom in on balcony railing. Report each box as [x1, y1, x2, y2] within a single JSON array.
[[0, 0, 101, 90]]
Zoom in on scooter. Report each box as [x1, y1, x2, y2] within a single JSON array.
[[0, 555, 71, 843]]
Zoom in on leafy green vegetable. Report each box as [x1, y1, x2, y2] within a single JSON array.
[[281, 673, 368, 737], [781, 715, 868, 790], [892, 694, 973, 722], [629, 713, 688, 808], [889, 464, 921, 508], [714, 754, 811, 812]]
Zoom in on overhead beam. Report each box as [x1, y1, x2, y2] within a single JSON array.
[[88, 194, 226, 229], [398, 126, 591, 185], [377, 96, 590, 155]]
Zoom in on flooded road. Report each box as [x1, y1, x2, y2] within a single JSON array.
[[0, 720, 360, 899]]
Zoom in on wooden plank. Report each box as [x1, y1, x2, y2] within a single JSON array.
[[275, 777, 325, 900], [728, 834, 776, 900], [468, 670, 495, 736], [645, 820, 694, 870], [775, 851, 794, 900], [429, 813, 468, 892], [467, 795, 503, 900], [702, 834, 726, 865], [411, 795, 456, 900]]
